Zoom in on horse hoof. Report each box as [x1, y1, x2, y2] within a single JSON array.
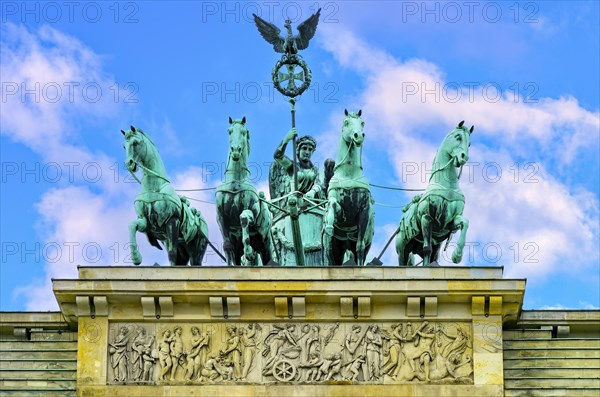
[[452, 249, 463, 263], [132, 253, 142, 265]]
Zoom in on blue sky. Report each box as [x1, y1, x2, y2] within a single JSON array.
[[1, 1, 598, 311]]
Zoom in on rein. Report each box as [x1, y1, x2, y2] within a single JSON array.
[[128, 162, 171, 186], [428, 157, 464, 183], [333, 134, 362, 172]]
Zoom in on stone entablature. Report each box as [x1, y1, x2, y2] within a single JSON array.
[[51, 266, 525, 396]]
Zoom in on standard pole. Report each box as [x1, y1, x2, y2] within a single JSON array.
[[290, 97, 298, 192]]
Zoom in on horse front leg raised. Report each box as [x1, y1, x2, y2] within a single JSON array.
[[128, 217, 147, 265], [240, 210, 257, 266], [451, 215, 469, 263]]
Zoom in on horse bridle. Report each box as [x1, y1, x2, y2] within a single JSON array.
[[334, 122, 364, 172], [428, 136, 468, 182], [126, 136, 171, 186]]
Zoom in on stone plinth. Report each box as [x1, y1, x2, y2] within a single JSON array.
[[53, 266, 525, 397]]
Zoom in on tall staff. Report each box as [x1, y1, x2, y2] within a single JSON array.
[[253, 10, 321, 266]]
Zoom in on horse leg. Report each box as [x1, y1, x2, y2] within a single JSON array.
[[356, 203, 370, 267], [128, 217, 146, 265], [240, 211, 256, 266], [190, 233, 208, 266], [451, 215, 469, 263], [324, 193, 340, 237], [395, 231, 406, 266], [430, 244, 441, 265], [165, 217, 180, 266], [176, 248, 190, 266], [331, 237, 345, 267], [324, 192, 341, 266], [420, 213, 433, 266]]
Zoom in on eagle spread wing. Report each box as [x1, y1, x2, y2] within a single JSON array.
[[253, 14, 284, 53], [295, 8, 321, 50]]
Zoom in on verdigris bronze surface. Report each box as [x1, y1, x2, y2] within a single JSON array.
[[323, 109, 374, 266], [253, 9, 320, 56], [215, 117, 273, 266], [395, 121, 473, 266], [254, 10, 320, 98], [122, 126, 208, 266], [268, 127, 331, 267]]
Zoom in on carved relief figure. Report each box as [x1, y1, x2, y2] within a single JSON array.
[[198, 354, 224, 382], [169, 326, 185, 381], [262, 324, 301, 375], [158, 329, 173, 381], [130, 327, 155, 381], [381, 323, 404, 378], [365, 325, 383, 381], [347, 354, 366, 381], [240, 323, 261, 379], [186, 326, 210, 381], [341, 325, 367, 380], [220, 325, 242, 380], [298, 352, 322, 382], [141, 347, 156, 381], [109, 326, 130, 382]]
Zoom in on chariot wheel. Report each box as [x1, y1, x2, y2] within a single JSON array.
[[272, 358, 297, 382]]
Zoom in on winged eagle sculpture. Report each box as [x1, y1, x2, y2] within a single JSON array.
[[253, 9, 321, 55]]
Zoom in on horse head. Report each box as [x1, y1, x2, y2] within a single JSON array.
[[443, 120, 474, 168], [342, 109, 365, 147], [227, 116, 250, 162], [122, 125, 147, 173]]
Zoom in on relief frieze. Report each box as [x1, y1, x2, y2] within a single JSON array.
[[107, 321, 473, 385]]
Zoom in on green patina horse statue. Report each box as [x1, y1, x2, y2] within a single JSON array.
[[395, 121, 474, 266], [122, 126, 208, 266], [323, 109, 375, 266], [216, 117, 273, 266]]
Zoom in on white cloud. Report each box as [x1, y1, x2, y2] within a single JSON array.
[[3, 25, 227, 310], [320, 26, 600, 165], [320, 27, 599, 280], [1, 23, 125, 154]]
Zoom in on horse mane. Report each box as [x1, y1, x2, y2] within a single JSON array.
[[136, 129, 158, 149]]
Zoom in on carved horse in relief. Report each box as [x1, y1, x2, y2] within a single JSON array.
[[323, 109, 374, 266], [122, 126, 208, 266], [216, 117, 273, 266], [395, 121, 473, 266]]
